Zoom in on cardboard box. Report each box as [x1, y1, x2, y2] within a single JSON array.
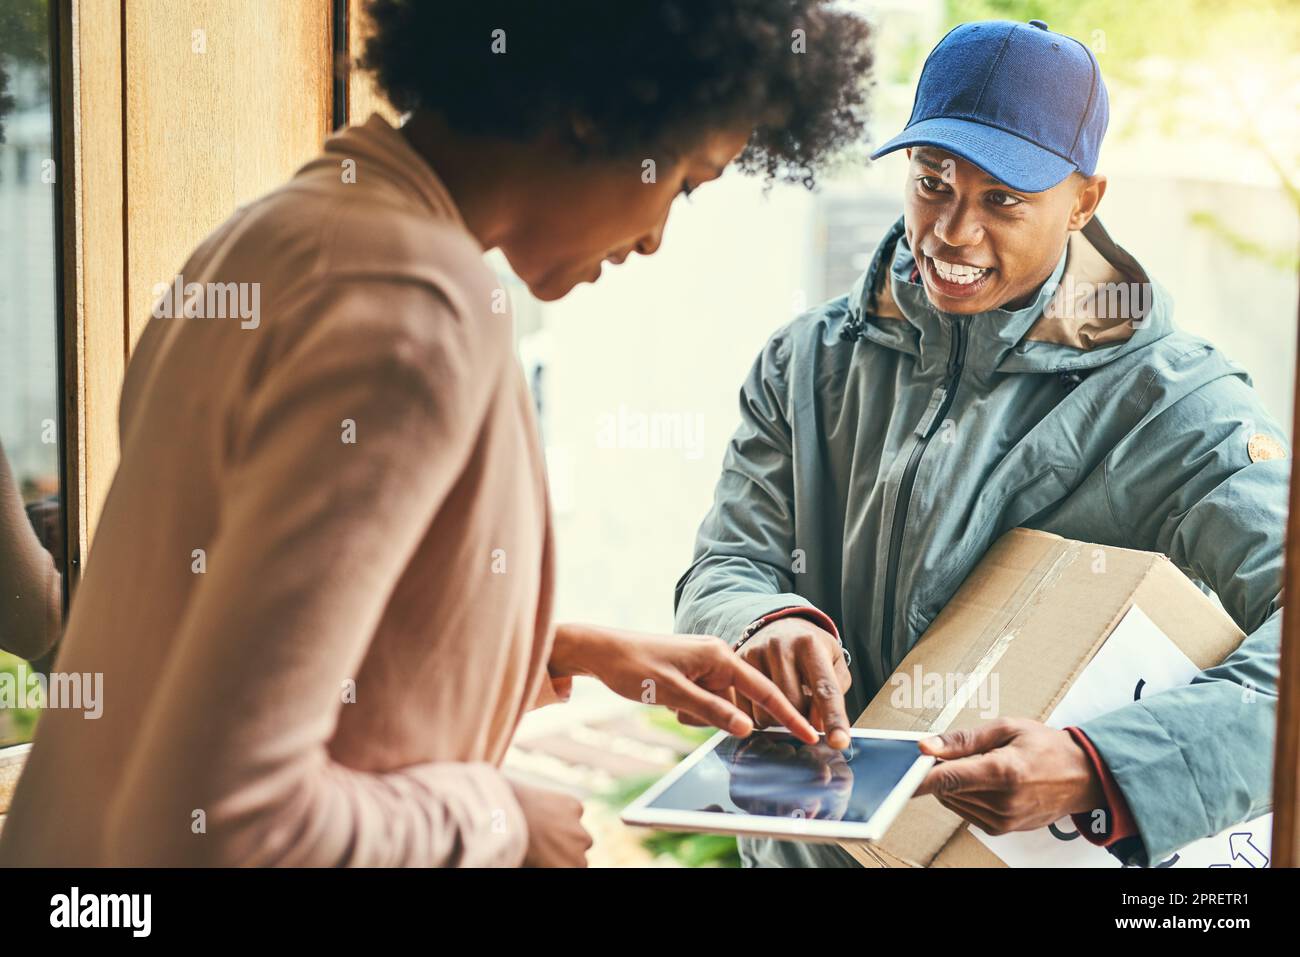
[[840, 527, 1245, 868]]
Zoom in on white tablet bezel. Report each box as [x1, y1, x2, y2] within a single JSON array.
[[620, 727, 936, 843]]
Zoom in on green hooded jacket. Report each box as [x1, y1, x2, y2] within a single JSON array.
[[674, 216, 1289, 868]]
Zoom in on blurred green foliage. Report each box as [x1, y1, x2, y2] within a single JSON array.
[[0, 0, 47, 64], [945, 0, 1300, 75], [944, 0, 1300, 271], [603, 710, 741, 867], [0, 0, 49, 142], [0, 650, 42, 747]]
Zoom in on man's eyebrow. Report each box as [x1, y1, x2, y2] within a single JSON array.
[[913, 152, 947, 173], [912, 150, 1021, 191]]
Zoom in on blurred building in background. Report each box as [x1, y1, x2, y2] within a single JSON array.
[[0, 59, 58, 501], [0, 50, 59, 747]]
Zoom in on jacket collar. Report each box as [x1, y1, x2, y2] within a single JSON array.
[[846, 216, 1173, 381]]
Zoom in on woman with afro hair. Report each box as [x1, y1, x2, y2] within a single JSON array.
[[0, 0, 873, 869]]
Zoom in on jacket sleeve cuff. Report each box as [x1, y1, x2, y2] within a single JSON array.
[[1066, 725, 1138, 846]]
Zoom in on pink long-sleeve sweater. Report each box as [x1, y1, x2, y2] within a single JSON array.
[[0, 114, 564, 867]]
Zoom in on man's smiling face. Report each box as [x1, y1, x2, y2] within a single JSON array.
[[902, 147, 1106, 315]]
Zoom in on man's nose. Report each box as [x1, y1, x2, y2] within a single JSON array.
[[933, 202, 984, 248]]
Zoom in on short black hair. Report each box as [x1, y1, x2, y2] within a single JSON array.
[[361, 0, 874, 188]]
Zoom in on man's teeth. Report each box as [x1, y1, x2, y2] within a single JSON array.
[[931, 257, 989, 285]]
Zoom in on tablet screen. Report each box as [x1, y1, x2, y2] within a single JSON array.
[[644, 731, 923, 824]]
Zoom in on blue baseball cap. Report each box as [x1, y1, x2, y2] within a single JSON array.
[[870, 19, 1109, 192]]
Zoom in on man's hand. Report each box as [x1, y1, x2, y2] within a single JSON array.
[[915, 718, 1107, 835], [734, 616, 852, 749], [550, 624, 819, 744], [508, 778, 593, 868]]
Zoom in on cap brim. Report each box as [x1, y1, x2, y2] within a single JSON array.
[[869, 117, 1077, 193]]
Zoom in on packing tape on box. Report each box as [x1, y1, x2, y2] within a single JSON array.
[[917, 538, 1084, 733]]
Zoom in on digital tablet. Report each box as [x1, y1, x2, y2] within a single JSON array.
[[621, 727, 935, 843]]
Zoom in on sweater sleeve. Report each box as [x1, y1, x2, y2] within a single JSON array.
[[529, 671, 574, 709], [105, 280, 528, 867]]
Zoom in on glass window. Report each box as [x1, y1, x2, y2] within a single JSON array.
[[1, 0, 64, 749]]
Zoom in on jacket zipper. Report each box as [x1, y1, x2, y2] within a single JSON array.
[[879, 318, 967, 672]]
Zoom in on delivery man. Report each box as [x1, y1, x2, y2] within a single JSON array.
[[674, 19, 1289, 868]]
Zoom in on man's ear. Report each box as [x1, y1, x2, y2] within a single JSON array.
[[1068, 174, 1107, 230]]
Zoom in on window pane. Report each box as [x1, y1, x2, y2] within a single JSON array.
[[1, 0, 63, 748]]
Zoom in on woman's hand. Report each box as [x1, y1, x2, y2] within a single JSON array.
[[508, 777, 593, 868], [550, 624, 819, 743]]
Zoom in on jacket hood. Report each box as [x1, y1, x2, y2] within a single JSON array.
[[844, 215, 1174, 379]]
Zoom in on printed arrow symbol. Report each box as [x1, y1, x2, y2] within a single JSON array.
[[1229, 832, 1269, 868]]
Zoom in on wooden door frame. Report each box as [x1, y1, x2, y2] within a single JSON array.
[[1271, 291, 1300, 866], [3, 0, 336, 813], [57, 0, 127, 590]]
